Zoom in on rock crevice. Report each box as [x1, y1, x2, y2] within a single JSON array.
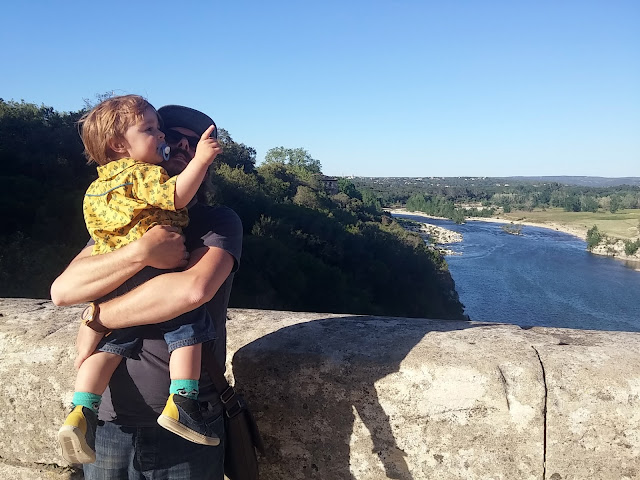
[[532, 346, 548, 480]]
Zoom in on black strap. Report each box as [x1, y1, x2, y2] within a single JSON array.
[[202, 346, 267, 456], [202, 347, 245, 418]]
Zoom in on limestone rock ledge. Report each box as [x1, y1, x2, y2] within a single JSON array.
[[1, 298, 639, 480]]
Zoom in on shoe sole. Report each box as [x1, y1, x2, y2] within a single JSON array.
[[58, 425, 96, 464], [157, 414, 220, 446]]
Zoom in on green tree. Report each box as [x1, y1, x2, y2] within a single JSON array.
[[292, 185, 324, 210], [215, 128, 256, 173], [256, 162, 298, 202], [581, 196, 599, 213], [0, 99, 93, 297], [451, 209, 465, 224], [586, 225, 603, 251], [563, 194, 581, 212], [624, 239, 640, 256], [360, 189, 382, 212], [263, 147, 322, 176], [337, 178, 362, 199], [610, 195, 622, 213]]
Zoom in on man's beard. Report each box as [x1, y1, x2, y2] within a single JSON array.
[[171, 147, 191, 159], [165, 147, 192, 176]]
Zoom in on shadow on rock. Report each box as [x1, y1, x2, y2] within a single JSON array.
[[231, 315, 487, 479]]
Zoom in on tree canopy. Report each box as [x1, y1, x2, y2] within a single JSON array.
[[215, 128, 256, 173], [0, 99, 465, 320], [262, 147, 322, 177]]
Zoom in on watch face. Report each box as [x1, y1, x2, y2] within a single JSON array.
[[82, 304, 94, 321]]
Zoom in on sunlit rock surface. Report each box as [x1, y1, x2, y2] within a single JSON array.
[[1, 298, 639, 479]]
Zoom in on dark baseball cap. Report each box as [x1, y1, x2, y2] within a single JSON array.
[[158, 105, 217, 139]]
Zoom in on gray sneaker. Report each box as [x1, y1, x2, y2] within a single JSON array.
[[157, 394, 220, 446]]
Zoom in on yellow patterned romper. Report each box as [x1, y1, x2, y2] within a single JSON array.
[[84, 157, 189, 255]]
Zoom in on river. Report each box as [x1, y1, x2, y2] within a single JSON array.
[[396, 214, 640, 332]]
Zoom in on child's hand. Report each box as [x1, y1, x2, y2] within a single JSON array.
[[74, 323, 105, 370], [193, 125, 222, 166]]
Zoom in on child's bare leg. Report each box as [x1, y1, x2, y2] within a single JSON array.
[[75, 351, 122, 395], [169, 343, 202, 381]]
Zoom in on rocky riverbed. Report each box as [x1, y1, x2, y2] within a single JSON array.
[[395, 215, 463, 255]]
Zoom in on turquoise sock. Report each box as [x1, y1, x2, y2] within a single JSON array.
[[170, 379, 199, 400], [72, 392, 102, 414]]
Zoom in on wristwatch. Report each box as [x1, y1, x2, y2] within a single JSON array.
[[81, 302, 111, 335]]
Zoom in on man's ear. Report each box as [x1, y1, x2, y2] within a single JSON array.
[[108, 137, 128, 154]]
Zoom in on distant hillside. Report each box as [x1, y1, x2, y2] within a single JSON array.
[[352, 176, 640, 188], [352, 175, 640, 225], [505, 176, 640, 187]]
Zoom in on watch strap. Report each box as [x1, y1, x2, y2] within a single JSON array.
[[83, 303, 111, 335]]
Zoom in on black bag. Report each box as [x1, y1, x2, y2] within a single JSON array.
[[202, 350, 265, 480]]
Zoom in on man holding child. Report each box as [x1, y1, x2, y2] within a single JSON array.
[[51, 103, 242, 479]]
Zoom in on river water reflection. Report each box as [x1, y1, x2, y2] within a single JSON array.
[[397, 214, 640, 332]]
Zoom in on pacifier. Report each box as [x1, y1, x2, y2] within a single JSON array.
[[158, 143, 171, 162]]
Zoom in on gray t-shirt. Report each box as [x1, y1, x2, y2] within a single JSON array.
[[97, 204, 243, 426]]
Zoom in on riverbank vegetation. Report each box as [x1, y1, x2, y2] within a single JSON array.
[[0, 98, 464, 319], [354, 177, 640, 252]]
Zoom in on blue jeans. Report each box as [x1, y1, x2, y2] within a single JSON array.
[[83, 411, 225, 480], [97, 305, 216, 357]]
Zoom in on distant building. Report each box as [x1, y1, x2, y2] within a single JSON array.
[[314, 175, 339, 194]]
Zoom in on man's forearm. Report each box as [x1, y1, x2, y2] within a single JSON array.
[[50, 244, 146, 306], [98, 246, 234, 329], [50, 226, 187, 306]]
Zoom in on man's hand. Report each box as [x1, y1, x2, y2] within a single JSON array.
[[74, 324, 106, 370], [193, 125, 222, 166], [97, 246, 234, 330], [51, 226, 188, 306], [137, 225, 189, 270]]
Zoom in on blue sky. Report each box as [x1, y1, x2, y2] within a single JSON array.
[[2, 1, 638, 177]]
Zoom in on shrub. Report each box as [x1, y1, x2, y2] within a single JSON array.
[[586, 225, 603, 251], [624, 239, 640, 256]]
